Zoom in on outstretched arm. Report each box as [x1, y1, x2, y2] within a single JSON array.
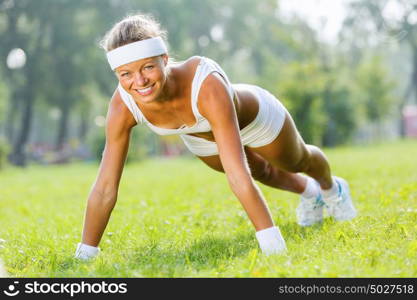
[[198, 74, 286, 255], [198, 74, 274, 231], [76, 90, 136, 259]]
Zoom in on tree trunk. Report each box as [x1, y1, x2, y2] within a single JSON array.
[[55, 102, 70, 151], [4, 90, 20, 144], [78, 109, 89, 143], [8, 90, 34, 167], [6, 26, 45, 166]]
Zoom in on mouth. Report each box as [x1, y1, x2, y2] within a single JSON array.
[[135, 83, 156, 96]]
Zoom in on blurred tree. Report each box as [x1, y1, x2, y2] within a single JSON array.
[[342, 0, 417, 136], [40, 0, 113, 150], [279, 61, 327, 145], [0, 0, 53, 166], [355, 55, 396, 138], [317, 29, 357, 147], [0, 0, 118, 165], [1, 0, 403, 166], [322, 81, 356, 146]]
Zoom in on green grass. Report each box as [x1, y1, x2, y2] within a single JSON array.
[[0, 140, 416, 277]]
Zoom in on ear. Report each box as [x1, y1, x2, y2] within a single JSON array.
[[162, 54, 169, 66]]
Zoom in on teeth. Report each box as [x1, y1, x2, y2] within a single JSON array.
[[138, 87, 151, 93]]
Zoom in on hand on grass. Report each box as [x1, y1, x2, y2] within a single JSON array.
[[74, 243, 100, 260]]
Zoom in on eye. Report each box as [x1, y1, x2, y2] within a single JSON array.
[[120, 72, 129, 77], [144, 65, 154, 70]]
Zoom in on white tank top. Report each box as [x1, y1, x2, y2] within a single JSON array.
[[117, 56, 234, 136]]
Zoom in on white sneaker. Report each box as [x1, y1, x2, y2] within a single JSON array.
[[324, 177, 357, 221], [296, 191, 325, 226]]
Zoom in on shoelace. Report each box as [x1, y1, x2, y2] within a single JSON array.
[[335, 181, 345, 203], [302, 194, 324, 210]]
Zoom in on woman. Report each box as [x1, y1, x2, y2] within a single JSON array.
[[75, 14, 356, 259]]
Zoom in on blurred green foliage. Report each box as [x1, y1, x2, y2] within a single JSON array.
[[0, 0, 410, 165], [279, 61, 327, 145], [355, 56, 396, 123], [0, 137, 10, 169], [88, 123, 150, 163]]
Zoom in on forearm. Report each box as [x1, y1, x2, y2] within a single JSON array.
[[227, 175, 274, 231], [81, 187, 117, 246]]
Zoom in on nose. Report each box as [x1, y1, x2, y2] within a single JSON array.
[[133, 72, 148, 87]]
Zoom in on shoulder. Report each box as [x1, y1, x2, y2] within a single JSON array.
[[191, 56, 229, 99], [198, 72, 233, 117], [183, 55, 203, 67], [169, 55, 202, 74], [186, 55, 203, 65], [200, 72, 229, 96], [107, 88, 137, 130]]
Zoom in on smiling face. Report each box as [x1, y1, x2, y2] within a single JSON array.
[[116, 54, 169, 104]]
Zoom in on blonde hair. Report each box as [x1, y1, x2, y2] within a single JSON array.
[[100, 13, 168, 52]]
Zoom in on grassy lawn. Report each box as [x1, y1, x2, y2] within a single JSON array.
[[0, 140, 416, 277]]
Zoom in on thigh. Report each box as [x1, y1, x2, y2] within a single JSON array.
[[197, 147, 273, 178], [248, 110, 309, 171], [197, 154, 224, 173]]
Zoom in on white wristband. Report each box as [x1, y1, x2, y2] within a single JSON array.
[[75, 243, 100, 260], [255, 226, 287, 255]]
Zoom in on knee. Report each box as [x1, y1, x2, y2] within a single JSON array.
[[251, 161, 274, 183]]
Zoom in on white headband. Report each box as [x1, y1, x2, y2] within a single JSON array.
[[106, 37, 167, 70]]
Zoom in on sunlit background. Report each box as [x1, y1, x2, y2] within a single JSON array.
[[0, 0, 416, 167]]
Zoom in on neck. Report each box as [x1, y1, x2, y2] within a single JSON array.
[[154, 66, 178, 104]]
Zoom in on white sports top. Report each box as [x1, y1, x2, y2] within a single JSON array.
[[117, 56, 234, 136]]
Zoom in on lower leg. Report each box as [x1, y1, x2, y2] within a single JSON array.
[[256, 165, 306, 194], [246, 149, 307, 194], [246, 112, 334, 192], [252, 144, 333, 194], [303, 145, 333, 190], [256, 164, 322, 201]]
